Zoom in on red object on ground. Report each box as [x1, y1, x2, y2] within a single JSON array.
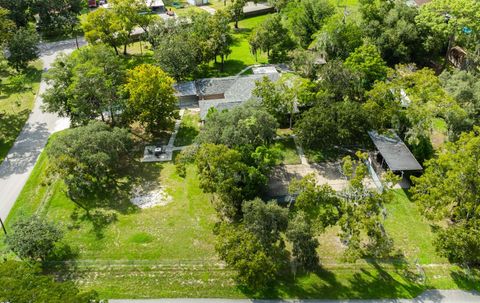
[[88, 0, 97, 7]]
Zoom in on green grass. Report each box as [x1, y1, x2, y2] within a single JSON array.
[[206, 0, 228, 11], [272, 137, 301, 165], [384, 190, 445, 264], [200, 14, 269, 77], [3, 144, 480, 298], [174, 110, 200, 147], [0, 60, 43, 164]]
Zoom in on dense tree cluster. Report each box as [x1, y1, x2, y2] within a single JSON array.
[[82, 0, 151, 55], [149, 10, 233, 79], [47, 121, 133, 204], [43, 45, 178, 132], [0, 0, 84, 39], [411, 128, 480, 265]]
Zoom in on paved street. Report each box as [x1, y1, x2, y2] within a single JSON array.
[[0, 38, 85, 221], [110, 290, 480, 303]]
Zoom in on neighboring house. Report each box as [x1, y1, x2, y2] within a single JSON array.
[[146, 0, 165, 12], [414, 0, 431, 5], [407, 0, 431, 5], [174, 70, 280, 119], [187, 0, 209, 6], [243, 2, 274, 17]]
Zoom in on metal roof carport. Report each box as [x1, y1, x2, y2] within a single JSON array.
[[368, 130, 423, 173]]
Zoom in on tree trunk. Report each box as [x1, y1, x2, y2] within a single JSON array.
[[123, 43, 128, 55], [113, 45, 119, 55], [109, 106, 116, 126], [75, 35, 79, 49], [221, 55, 225, 72], [441, 34, 455, 73], [235, 17, 239, 29], [289, 110, 293, 129]]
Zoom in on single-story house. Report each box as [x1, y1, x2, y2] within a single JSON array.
[[198, 72, 280, 120], [173, 69, 280, 119], [368, 130, 423, 176]]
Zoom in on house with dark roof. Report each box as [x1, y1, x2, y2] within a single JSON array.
[[174, 71, 280, 120]]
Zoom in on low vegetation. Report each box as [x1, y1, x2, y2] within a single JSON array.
[[0, 60, 42, 164]]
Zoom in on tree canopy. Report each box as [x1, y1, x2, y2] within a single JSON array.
[[42, 45, 126, 126], [411, 127, 480, 265], [196, 102, 278, 150], [5, 216, 63, 262], [195, 143, 267, 220], [124, 64, 177, 133], [47, 121, 133, 204]]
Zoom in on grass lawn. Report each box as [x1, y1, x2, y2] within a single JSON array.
[[431, 118, 447, 150], [272, 137, 301, 165], [0, 60, 43, 164], [199, 14, 269, 77], [2, 139, 479, 298], [174, 110, 200, 147], [206, 0, 228, 11]]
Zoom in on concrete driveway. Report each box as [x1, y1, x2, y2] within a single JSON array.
[[0, 38, 85, 222]]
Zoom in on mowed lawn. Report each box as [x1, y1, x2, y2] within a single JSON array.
[[0, 61, 43, 164], [174, 110, 200, 147], [1, 138, 479, 298], [201, 14, 269, 77]]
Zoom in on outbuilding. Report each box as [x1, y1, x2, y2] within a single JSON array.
[[368, 130, 423, 176]]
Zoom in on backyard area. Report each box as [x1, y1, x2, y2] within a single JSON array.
[[0, 61, 43, 164], [199, 14, 270, 77]]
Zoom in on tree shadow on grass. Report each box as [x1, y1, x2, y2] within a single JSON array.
[[43, 242, 81, 281], [196, 59, 250, 78], [0, 109, 31, 160], [233, 27, 254, 39], [68, 161, 164, 239], [240, 260, 426, 300], [451, 267, 480, 291], [174, 125, 199, 147]]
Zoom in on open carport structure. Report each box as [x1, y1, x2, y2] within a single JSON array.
[[368, 130, 423, 177]]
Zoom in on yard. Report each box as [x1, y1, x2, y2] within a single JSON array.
[[199, 14, 270, 77], [0, 61, 43, 164], [174, 110, 200, 147], [2, 134, 479, 298]]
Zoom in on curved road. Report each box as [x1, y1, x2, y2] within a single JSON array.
[[0, 38, 86, 222]]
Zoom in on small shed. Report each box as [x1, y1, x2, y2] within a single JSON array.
[[368, 130, 422, 175]]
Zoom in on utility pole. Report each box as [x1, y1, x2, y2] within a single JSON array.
[[0, 217, 6, 236]]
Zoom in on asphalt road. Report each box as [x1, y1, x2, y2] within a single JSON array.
[[109, 290, 480, 303], [0, 38, 85, 222]]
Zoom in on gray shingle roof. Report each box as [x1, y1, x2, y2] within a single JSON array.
[[199, 99, 243, 120], [196, 77, 236, 97], [174, 81, 197, 97], [197, 72, 280, 119], [368, 130, 423, 172]]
